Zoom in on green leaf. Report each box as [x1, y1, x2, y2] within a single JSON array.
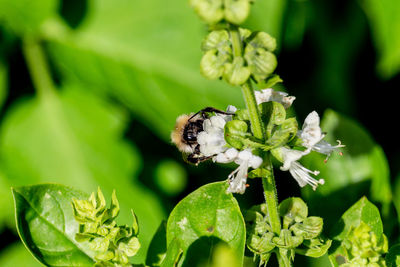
[[0, 85, 164, 263], [146, 221, 167, 267], [301, 110, 391, 228], [329, 197, 384, 266], [360, 0, 400, 78], [44, 0, 244, 141], [166, 182, 246, 264], [160, 238, 183, 267], [12, 184, 95, 266], [386, 244, 400, 267], [0, 243, 44, 267], [0, 0, 59, 35]]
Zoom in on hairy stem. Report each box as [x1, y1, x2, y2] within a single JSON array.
[[230, 27, 281, 237]]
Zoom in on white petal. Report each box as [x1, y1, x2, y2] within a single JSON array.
[[280, 147, 304, 171], [210, 116, 226, 129], [249, 155, 263, 169], [226, 105, 237, 113], [289, 161, 324, 190]]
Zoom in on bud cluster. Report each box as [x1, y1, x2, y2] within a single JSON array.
[[341, 222, 388, 267], [200, 29, 277, 86], [245, 198, 331, 266], [72, 188, 140, 266]]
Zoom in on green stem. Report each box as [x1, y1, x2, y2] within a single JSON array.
[[229, 25, 281, 237], [22, 37, 56, 97]]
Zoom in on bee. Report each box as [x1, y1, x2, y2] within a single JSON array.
[[171, 107, 232, 165]]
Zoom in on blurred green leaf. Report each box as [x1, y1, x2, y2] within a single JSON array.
[[154, 160, 187, 196], [360, 0, 400, 78], [0, 169, 14, 230], [12, 184, 95, 266], [386, 244, 400, 267], [0, 62, 6, 109], [328, 197, 385, 266], [302, 110, 391, 229], [43, 0, 245, 141], [166, 182, 246, 265], [0, 85, 164, 263], [146, 221, 167, 267], [0, 243, 43, 267], [0, 0, 58, 35]]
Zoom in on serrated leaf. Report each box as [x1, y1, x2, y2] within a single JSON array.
[[166, 182, 246, 264], [12, 184, 95, 266]]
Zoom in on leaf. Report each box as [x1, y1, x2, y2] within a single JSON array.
[[160, 238, 183, 267], [301, 110, 391, 229], [166, 182, 246, 264], [43, 0, 244, 141], [0, 243, 43, 267], [328, 197, 384, 266], [0, 0, 59, 35], [0, 84, 165, 263], [12, 184, 95, 266], [359, 0, 400, 78], [146, 221, 167, 267], [0, 168, 14, 230], [386, 244, 400, 267]]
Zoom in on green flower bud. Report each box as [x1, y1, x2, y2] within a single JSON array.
[[295, 238, 332, 258], [200, 49, 230, 80], [247, 232, 275, 254], [291, 216, 323, 240], [118, 237, 141, 257], [272, 229, 303, 249], [201, 30, 231, 51], [244, 47, 277, 81], [223, 57, 251, 85], [278, 197, 308, 229], [190, 0, 224, 24], [224, 0, 251, 25], [224, 119, 249, 149], [266, 117, 298, 148], [90, 237, 110, 253], [246, 31, 276, 52]]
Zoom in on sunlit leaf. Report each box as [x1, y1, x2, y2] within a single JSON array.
[[0, 84, 165, 263], [13, 184, 95, 266], [166, 182, 246, 265]]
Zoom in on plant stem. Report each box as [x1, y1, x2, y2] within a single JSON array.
[[229, 27, 281, 236], [22, 37, 56, 97]]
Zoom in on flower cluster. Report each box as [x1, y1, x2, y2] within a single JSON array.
[[72, 188, 140, 266], [188, 88, 344, 194], [245, 198, 331, 266], [341, 222, 388, 267]]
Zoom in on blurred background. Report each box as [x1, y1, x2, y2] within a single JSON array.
[[0, 0, 399, 266]]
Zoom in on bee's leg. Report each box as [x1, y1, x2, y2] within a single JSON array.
[[189, 107, 233, 120], [186, 153, 213, 166]]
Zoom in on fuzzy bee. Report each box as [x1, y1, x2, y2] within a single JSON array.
[[171, 107, 232, 165]]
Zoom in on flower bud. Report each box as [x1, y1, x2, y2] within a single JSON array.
[[190, 0, 224, 24], [278, 197, 308, 229], [224, 120, 249, 149], [223, 57, 251, 85], [291, 216, 323, 240], [224, 0, 251, 25]]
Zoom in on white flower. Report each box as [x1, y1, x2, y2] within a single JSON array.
[[215, 149, 263, 194], [254, 88, 296, 109], [197, 106, 236, 157], [279, 147, 324, 191], [298, 111, 344, 158]]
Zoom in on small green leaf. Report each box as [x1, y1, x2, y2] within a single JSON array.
[[190, 0, 224, 24], [224, 119, 249, 149], [295, 238, 332, 258], [267, 117, 298, 148], [386, 244, 400, 267], [261, 102, 287, 138], [166, 182, 246, 264], [12, 184, 95, 266]]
